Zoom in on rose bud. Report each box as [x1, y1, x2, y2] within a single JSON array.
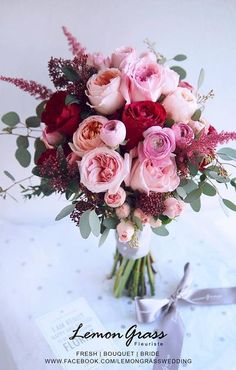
[[133, 208, 150, 224], [162, 87, 197, 123], [104, 187, 126, 208], [100, 120, 126, 148], [117, 220, 135, 243], [149, 217, 162, 228], [42, 129, 64, 149], [163, 197, 184, 219], [111, 46, 136, 69], [115, 203, 131, 219], [172, 122, 194, 148]]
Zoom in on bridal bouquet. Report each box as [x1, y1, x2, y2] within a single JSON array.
[[1, 27, 236, 298]]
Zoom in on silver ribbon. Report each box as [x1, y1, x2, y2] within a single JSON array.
[[135, 263, 236, 370]]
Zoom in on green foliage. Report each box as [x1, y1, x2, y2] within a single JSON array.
[[201, 182, 217, 196], [99, 228, 110, 247], [222, 199, 236, 212], [173, 54, 187, 61], [184, 188, 202, 203], [133, 216, 143, 231], [151, 225, 169, 236], [217, 147, 236, 161], [16, 135, 29, 149], [61, 66, 81, 82], [34, 138, 46, 164], [2, 112, 20, 127], [190, 198, 201, 212], [79, 210, 91, 239], [15, 147, 31, 167], [103, 217, 119, 229], [4, 171, 15, 181], [89, 210, 101, 237], [170, 66, 186, 80], [191, 109, 202, 121], [26, 116, 41, 128], [65, 94, 80, 105], [55, 203, 76, 221], [197, 68, 205, 90], [36, 101, 46, 118]]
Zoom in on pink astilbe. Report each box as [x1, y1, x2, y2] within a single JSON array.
[[0, 76, 53, 100], [186, 131, 236, 159], [62, 26, 86, 56]]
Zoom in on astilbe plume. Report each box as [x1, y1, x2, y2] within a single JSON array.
[[0, 76, 53, 100], [62, 26, 86, 56], [136, 192, 166, 216]]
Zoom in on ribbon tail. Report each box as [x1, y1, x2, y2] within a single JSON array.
[[153, 305, 185, 370]]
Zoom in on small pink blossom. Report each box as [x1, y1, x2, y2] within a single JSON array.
[[163, 197, 184, 218], [100, 120, 126, 148], [134, 208, 150, 224], [104, 187, 126, 208], [115, 203, 131, 219], [149, 218, 162, 228], [42, 129, 64, 149], [117, 220, 135, 243], [172, 122, 194, 148]]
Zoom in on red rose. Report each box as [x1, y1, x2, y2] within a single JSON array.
[[41, 91, 81, 136], [122, 101, 166, 150]]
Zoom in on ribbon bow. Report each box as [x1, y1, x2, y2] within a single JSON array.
[[135, 263, 236, 370]]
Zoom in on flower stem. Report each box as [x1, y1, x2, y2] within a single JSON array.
[[146, 254, 155, 296]]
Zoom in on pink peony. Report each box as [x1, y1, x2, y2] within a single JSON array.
[[163, 197, 184, 218], [162, 87, 197, 123], [69, 115, 108, 157], [79, 147, 130, 193], [42, 129, 64, 149], [104, 187, 126, 208], [134, 208, 150, 224], [117, 220, 135, 243], [86, 68, 125, 115], [115, 203, 131, 219], [140, 126, 176, 160], [128, 156, 180, 194], [111, 46, 136, 69], [172, 122, 194, 148], [100, 120, 126, 148]]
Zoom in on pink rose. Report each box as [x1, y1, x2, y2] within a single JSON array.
[[128, 156, 180, 194], [69, 115, 108, 157], [117, 220, 135, 243], [115, 203, 131, 219], [86, 68, 125, 115], [120, 56, 165, 103], [163, 197, 184, 218], [134, 208, 150, 224], [111, 46, 136, 69], [100, 120, 126, 148], [188, 118, 210, 135], [140, 126, 176, 160], [162, 87, 198, 123], [172, 122, 194, 148], [104, 187, 126, 208], [79, 147, 130, 193], [149, 217, 162, 228], [41, 129, 64, 149], [162, 67, 179, 96], [87, 52, 111, 70]]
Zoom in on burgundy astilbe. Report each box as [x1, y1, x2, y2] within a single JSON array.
[[62, 26, 86, 57], [136, 192, 166, 216], [0, 76, 53, 100]]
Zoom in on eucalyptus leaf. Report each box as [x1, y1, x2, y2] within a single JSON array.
[[217, 147, 236, 161], [26, 116, 41, 128], [16, 135, 29, 149], [176, 187, 187, 199], [188, 163, 198, 177], [4, 170, 15, 181], [173, 54, 187, 61], [197, 68, 205, 90], [207, 171, 230, 183], [230, 178, 236, 189], [79, 210, 91, 239], [34, 138, 46, 164], [181, 179, 198, 194], [184, 188, 202, 203], [55, 204, 75, 221], [61, 66, 80, 82], [191, 109, 202, 121], [89, 210, 101, 237], [15, 148, 31, 168], [36, 101, 46, 118], [65, 94, 80, 105], [99, 228, 110, 247], [151, 226, 169, 236], [222, 199, 236, 212], [2, 112, 20, 127], [31, 166, 40, 177], [170, 66, 186, 80], [190, 198, 201, 212], [201, 182, 217, 196], [103, 217, 119, 229], [133, 216, 143, 231]]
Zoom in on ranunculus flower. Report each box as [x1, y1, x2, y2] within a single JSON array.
[[128, 156, 180, 194], [162, 87, 197, 123], [79, 147, 130, 193], [104, 187, 126, 208], [41, 91, 81, 136], [117, 220, 135, 243], [162, 67, 179, 96], [134, 208, 150, 224], [163, 197, 184, 218], [111, 46, 136, 69], [100, 120, 126, 148], [122, 101, 167, 150], [172, 122, 194, 148], [69, 115, 108, 157], [115, 203, 131, 219], [86, 68, 125, 115], [120, 56, 165, 103], [42, 129, 64, 149], [140, 126, 176, 160]]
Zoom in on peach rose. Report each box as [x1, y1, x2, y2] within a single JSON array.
[[104, 187, 126, 208], [163, 197, 184, 218], [79, 147, 131, 193], [86, 68, 125, 115], [162, 87, 198, 123], [115, 203, 131, 219], [128, 156, 180, 194], [117, 220, 135, 243], [69, 115, 108, 157], [100, 120, 126, 148], [134, 208, 150, 224], [111, 46, 136, 69]]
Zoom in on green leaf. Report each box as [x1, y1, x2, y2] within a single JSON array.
[[89, 210, 101, 237], [190, 198, 201, 212], [16, 135, 29, 148], [207, 171, 230, 183], [36, 101, 46, 118], [55, 204, 75, 221], [201, 182, 217, 196], [151, 226, 169, 236], [173, 54, 187, 61], [79, 210, 91, 239], [181, 179, 198, 194], [222, 199, 236, 212], [159, 215, 172, 225], [15, 148, 31, 168], [34, 138, 46, 164], [230, 178, 236, 189], [103, 217, 119, 229], [164, 118, 175, 128], [133, 216, 143, 231], [170, 66, 187, 80], [61, 66, 81, 82], [176, 187, 187, 199], [2, 112, 20, 127], [191, 109, 202, 121], [197, 68, 205, 90], [217, 147, 236, 161], [4, 170, 15, 181], [31, 166, 40, 177], [188, 163, 198, 177], [65, 94, 80, 105], [26, 116, 41, 128], [99, 228, 110, 247], [184, 188, 202, 203]]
